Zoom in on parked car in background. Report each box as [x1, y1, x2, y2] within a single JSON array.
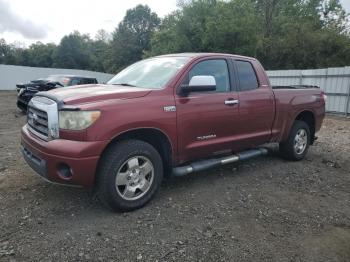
[[16, 75, 98, 112], [20, 53, 325, 211]]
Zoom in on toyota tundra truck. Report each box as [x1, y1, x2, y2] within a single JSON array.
[[21, 53, 326, 211]]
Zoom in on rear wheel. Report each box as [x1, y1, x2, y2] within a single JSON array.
[[97, 140, 163, 211], [279, 120, 310, 161]]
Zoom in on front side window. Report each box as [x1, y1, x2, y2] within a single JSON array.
[[70, 79, 81, 86], [236, 60, 259, 91], [188, 59, 230, 92], [107, 57, 190, 89]]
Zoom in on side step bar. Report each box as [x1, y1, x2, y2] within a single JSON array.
[[172, 148, 268, 177]]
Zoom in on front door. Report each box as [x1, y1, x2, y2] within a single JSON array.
[[175, 58, 240, 163]]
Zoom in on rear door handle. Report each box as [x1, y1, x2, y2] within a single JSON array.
[[224, 99, 239, 106]]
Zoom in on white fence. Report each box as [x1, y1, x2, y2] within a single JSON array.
[[0, 64, 114, 90], [267, 67, 350, 115]]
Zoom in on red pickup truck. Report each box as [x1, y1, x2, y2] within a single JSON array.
[[21, 53, 325, 211]]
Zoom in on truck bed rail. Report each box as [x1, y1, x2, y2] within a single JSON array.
[[272, 85, 320, 89]]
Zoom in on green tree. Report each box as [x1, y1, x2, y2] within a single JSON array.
[[0, 39, 10, 64], [95, 29, 111, 43], [22, 42, 56, 67], [254, 0, 350, 69], [53, 31, 93, 69], [90, 30, 111, 72], [106, 5, 160, 72], [202, 0, 259, 56], [149, 0, 259, 56], [319, 0, 349, 32], [148, 0, 350, 70]]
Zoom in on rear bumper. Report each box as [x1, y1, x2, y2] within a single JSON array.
[[21, 125, 109, 187]]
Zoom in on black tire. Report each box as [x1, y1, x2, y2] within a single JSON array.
[[279, 120, 311, 161], [96, 139, 163, 212]]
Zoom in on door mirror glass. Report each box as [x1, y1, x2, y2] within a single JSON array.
[[180, 75, 216, 95]]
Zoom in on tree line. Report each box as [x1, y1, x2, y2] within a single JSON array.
[[0, 0, 349, 74]]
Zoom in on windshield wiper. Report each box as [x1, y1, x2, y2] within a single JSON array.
[[112, 83, 138, 87]]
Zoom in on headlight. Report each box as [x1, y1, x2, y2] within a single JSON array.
[[59, 111, 101, 130]]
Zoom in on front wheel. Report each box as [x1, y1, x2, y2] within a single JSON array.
[[279, 120, 310, 161], [97, 140, 163, 211]]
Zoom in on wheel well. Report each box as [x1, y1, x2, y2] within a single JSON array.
[[102, 128, 173, 175], [295, 111, 316, 144]]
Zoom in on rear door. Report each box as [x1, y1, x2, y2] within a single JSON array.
[[232, 59, 275, 147], [175, 58, 241, 163]]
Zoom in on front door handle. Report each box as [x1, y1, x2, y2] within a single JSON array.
[[224, 99, 239, 106]]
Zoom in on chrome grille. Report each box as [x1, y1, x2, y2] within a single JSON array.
[[28, 106, 49, 137], [27, 96, 59, 141]]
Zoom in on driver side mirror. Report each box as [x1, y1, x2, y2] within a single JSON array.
[[179, 75, 216, 95]]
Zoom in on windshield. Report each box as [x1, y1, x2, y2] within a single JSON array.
[[107, 57, 190, 89]]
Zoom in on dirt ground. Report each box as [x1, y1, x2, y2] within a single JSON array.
[[0, 91, 349, 262]]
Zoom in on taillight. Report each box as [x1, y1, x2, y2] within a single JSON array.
[[321, 91, 327, 102]]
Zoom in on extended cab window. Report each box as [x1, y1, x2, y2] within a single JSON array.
[[236, 60, 259, 91], [189, 59, 230, 92]]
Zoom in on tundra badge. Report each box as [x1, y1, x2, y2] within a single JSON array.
[[163, 106, 176, 112], [197, 134, 217, 141]]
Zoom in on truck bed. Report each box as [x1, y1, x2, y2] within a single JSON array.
[[271, 86, 325, 144]]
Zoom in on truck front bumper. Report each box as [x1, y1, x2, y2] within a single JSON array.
[[21, 125, 109, 187]]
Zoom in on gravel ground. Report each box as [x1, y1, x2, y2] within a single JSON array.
[[0, 91, 349, 262]]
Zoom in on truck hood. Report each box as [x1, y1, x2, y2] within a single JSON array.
[[45, 84, 152, 105]]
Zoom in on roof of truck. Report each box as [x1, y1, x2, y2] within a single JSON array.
[[156, 52, 256, 61]]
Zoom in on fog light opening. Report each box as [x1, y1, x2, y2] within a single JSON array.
[[57, 163, 73, 180]]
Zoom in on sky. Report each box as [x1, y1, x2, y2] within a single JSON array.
[[0, 0, 178, 46], [0, 0, 349, 46]]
